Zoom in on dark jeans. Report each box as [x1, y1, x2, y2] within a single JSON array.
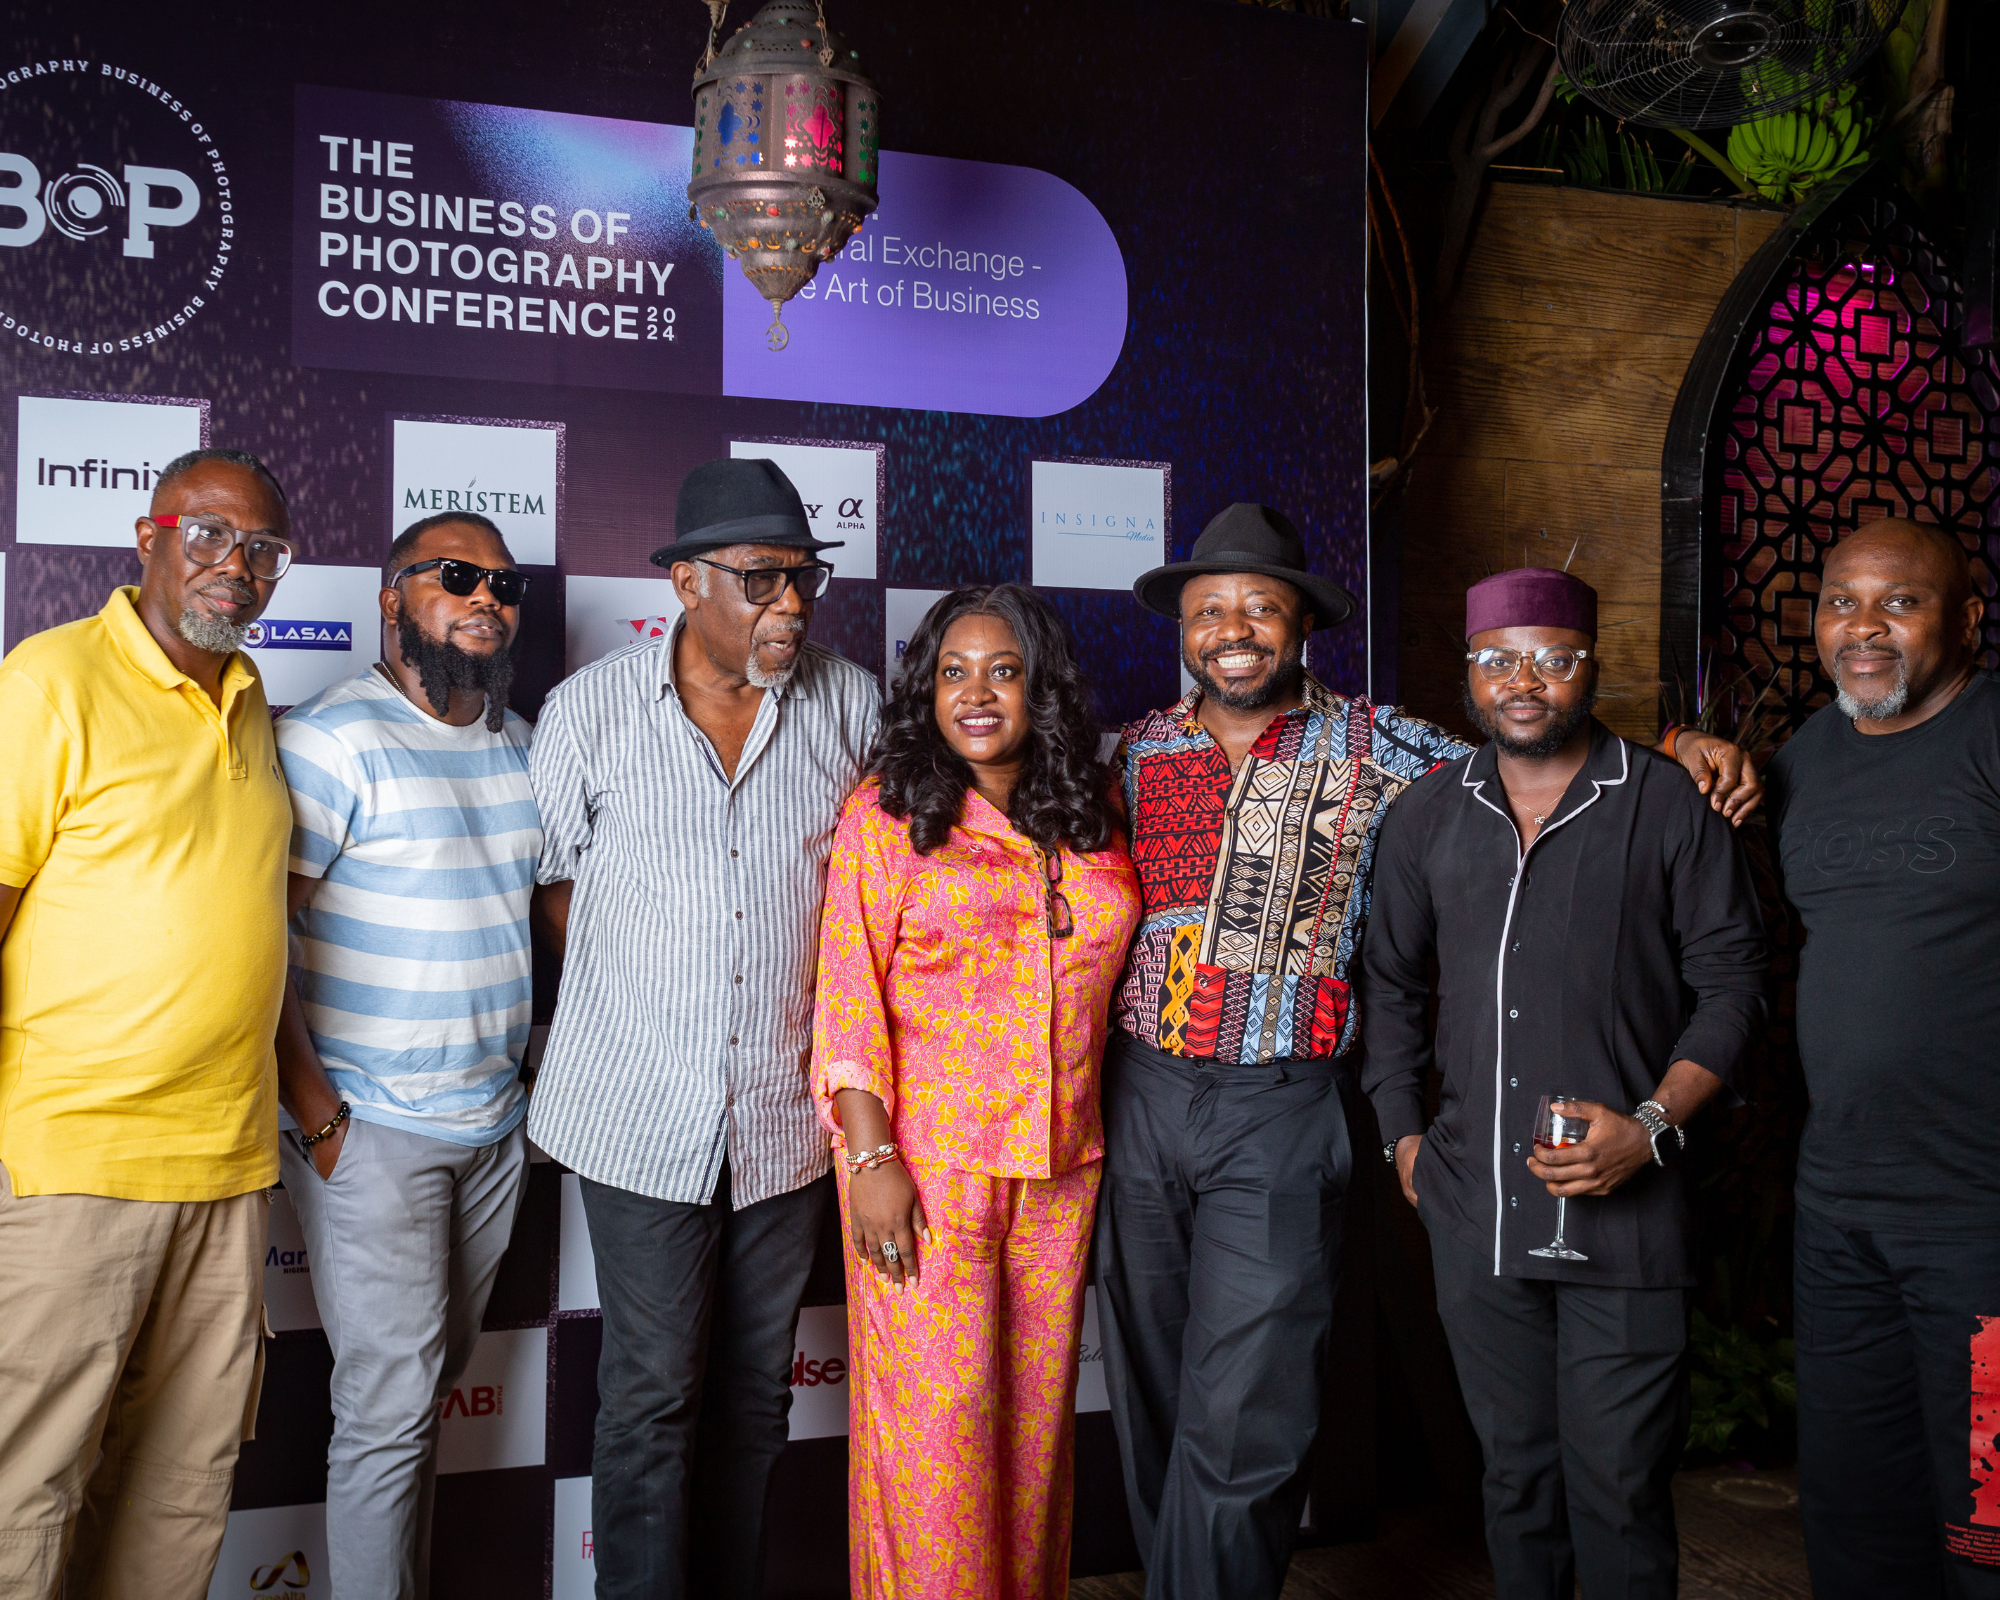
[[1093, 1032, 1350, 1600], [1795, 1205, 2000, 1600], [580, 1161, 831, 1600], [1427, 1222, 1688, 1600]]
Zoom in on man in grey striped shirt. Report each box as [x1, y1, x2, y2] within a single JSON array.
[[527, 459, 880, 1600]]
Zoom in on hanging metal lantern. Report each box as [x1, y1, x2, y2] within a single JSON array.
[[689, 0, 880, 351]]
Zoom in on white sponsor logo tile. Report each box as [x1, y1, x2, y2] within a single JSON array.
[[729, 439, 881, 581], [557, 1172, 598, 1313], [553, 1475, 595, 1600], [15, 394, 204, 547], [205, 1501, 328, 1600], [563, 573, 682, 676], [245, 564, 384, 711], [1076, 1286, 1109, 1413], [1030, 458, 1168, 592], [883, 587, 949, 688], [390, 418, 558, 565], [436, 1326, 547, 1475], [264, 1186, 322, 1333], [786, 1303, 851, 1440]]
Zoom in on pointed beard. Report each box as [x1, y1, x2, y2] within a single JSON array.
[[396, 611, 515, 731]]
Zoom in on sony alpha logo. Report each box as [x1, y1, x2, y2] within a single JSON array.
[[0, 62, 234, 353], [245, 620, 353, 651]]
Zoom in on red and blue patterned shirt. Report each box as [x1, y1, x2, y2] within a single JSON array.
[[1113, 674, 1466, 1065]]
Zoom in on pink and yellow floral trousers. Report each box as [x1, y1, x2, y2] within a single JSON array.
[[838, 1156, 1100, 1600]]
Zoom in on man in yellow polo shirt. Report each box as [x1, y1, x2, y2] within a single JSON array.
[[0, 448, 296, 1600]]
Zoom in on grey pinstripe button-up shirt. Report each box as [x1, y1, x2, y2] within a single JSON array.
[[525, 625, 881, 1207]]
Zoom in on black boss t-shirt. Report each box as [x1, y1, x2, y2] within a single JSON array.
[[1767, 673, 2000, 1234]]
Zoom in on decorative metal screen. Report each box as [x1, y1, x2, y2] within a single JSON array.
[[1707, 180, 2000, 737]]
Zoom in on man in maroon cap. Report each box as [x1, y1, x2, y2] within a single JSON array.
[[1096, 505, 1763, 1600], [1360, 566, 1769, 1600]]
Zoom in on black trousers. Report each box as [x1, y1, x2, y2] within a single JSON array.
[[1795, 1205, 2000, 1600], [1428, 1223, 1688, 1600], [1093, 1033, 1350, 1600], [579, 1161, 832, 1600]]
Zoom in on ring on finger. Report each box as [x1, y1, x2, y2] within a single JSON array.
[[880, 1239, 901, 1264]]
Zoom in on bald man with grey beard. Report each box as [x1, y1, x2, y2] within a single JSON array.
[[1762, 519, 2000, 1599]]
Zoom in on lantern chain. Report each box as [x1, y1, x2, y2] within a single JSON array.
[[813, 0, 834, 67], [696, 0, 728, 77]]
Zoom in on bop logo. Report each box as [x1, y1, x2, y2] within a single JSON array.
[[249, 1552, 310, 1593], [245, 620, 354, 652], [0, 61, 235, 353]]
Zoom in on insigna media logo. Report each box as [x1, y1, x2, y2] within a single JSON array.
[[248, 1551, 310, 1595]]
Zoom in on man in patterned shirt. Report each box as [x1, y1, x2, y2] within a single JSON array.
[[1093, 504, 1762, 1600]]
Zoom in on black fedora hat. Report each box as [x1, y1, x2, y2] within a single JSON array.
[[649, 457, 845, 569], [1132, 503, 1357, 625]]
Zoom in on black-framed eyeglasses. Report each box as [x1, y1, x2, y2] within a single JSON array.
[[697, 558, 833, 605], [1037, 846, 1075, 941], [150, 514, 295, 581], [390, 557, 530, 607], [1465, 645, 1591, 684]]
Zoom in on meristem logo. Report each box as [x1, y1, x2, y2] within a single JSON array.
[[245, 620, 353, 651], [400, 479, 545, 518], [0, 62, 234, 353]]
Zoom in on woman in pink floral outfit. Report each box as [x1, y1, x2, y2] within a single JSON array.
[[812, 584, 1140, 1599]]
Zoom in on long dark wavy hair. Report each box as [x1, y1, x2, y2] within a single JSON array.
[[872, 584, 1118, 856]]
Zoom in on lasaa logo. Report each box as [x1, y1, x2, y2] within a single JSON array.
[[0, 62, 235, 354], [249, 1551, 310, 1593], [245, 620, 353, 652]]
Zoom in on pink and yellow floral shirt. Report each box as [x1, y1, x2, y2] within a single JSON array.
[[811, 781, 1142, 1179]]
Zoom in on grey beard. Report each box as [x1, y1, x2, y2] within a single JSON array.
[[745, 629, 804, 690], [174, 605, 252, 654], [1837, 663, 1911, 721]]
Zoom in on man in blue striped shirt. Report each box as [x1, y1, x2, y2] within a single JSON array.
[[273, 511, 540, 1600]]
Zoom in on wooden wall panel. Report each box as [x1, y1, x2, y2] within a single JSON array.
[[1397, 184, 1787, 740]]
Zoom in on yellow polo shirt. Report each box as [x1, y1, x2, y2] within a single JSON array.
[[0, 587, 290, 1200]]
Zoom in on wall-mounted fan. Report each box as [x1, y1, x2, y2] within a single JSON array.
[[1556, 0, 1909, 130]]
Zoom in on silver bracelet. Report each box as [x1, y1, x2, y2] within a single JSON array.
[[843, 1141, 899, 1175]]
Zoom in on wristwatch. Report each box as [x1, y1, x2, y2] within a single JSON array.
[[1633, 1099, 1685, 1167], [1383, 1141, 1399, 1167]]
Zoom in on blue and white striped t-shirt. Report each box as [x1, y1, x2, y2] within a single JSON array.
[[276, 667, 541, 1146]]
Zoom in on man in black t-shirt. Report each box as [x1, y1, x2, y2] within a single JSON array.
[[1765, 519, 2000, 1599]]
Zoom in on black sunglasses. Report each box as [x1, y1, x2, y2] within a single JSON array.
[[390, 557, 530, 607], [697, 558, 833, 605]]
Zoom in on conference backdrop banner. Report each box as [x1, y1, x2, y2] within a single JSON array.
[[1, 2, 1371, 1593]]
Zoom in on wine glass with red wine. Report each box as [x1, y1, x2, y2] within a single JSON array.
[[1528, 1093, 1589, 1262]]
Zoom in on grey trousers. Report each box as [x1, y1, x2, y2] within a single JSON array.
[[278, 1117, 529, 1600], [1428, 1222, 1689, 1600], [1094, 1032, 1351, 1600]]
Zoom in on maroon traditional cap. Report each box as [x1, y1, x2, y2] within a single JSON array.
[[1465, 567, 1597, 639]]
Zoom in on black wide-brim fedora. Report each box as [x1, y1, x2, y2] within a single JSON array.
[[1132, 502, 1357, 625], [649, 456, 846, 568]]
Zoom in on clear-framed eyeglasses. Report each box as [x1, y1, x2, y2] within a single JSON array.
[[150, 514, 295, 581], [1465, 645, 1591, 683]]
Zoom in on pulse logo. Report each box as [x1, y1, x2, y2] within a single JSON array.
[[245, 621, 354, 651]]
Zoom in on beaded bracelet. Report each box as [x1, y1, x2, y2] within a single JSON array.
[[300, 1101, 351, 1148], [843, 1141, 899, 1175]]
